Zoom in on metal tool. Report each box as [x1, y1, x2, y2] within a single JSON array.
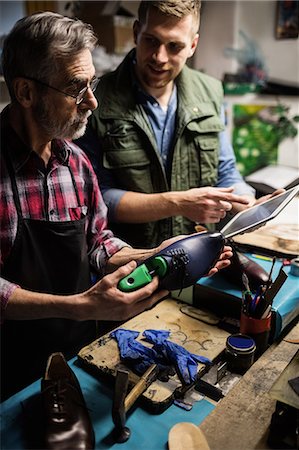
[[195, 378, 224, 402], [112, 364, 159, 443]]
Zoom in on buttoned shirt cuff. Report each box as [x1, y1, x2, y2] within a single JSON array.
[[91, 238, 131, 278]]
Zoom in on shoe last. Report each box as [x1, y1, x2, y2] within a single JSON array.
[[41, 352, 95, 450]]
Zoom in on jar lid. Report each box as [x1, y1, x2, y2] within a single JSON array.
[[227, 333, 256, 352]]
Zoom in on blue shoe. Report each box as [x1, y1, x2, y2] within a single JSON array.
[[119, 232, 225, 292]]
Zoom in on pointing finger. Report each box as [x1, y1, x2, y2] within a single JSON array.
[[219, 200, 232, 211]]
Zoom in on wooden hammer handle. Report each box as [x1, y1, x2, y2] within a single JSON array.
[[124, 364, 158, 412]]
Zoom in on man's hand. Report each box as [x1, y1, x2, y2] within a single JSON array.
[[205, 244, 233, 276], [115, 186, 250, 225], [5, 262, 168, 322], [254, 189, 286, 205], [174, 187, 250, 223], [231, 189, 285, 213], [80, 261, 169, 321]]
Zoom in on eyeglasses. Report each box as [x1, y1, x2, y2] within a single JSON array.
[[23, 75, 100, 104]]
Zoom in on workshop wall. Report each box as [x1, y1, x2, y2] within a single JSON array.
[[195, 0, 298, 84], [0, 1, 298, 92]]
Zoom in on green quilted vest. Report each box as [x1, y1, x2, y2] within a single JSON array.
[[90, 51, 224, 248]]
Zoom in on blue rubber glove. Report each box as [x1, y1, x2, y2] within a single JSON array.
[[143, 329, 211, 384], [110, 329, 167, 373], [110, 328, 211, 384]]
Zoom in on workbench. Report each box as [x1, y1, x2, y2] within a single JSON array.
[[1, 256, 298, 450], [1, 322, 298, 450]]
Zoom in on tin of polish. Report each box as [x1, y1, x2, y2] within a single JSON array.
[[225, 333, 256, 374]]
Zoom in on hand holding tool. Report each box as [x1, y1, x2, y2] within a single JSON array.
[[118, 231, 225, 292]]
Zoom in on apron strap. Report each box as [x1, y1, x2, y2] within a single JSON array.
[[3, 149, 23, 218]]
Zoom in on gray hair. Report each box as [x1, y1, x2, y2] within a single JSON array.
[[2, 12, 98, 101], [138, 0, 201, 34]]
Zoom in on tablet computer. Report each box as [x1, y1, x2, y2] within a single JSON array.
[[221, 185, 299, 239]]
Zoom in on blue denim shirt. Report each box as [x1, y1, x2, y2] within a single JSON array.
[[137, 84, 177, 176]]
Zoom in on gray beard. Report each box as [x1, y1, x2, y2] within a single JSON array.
[[34, 100, 89, 140]]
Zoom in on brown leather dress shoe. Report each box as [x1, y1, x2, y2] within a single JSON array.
[[220, 246, 269, 290], [41, 352, 95, 450]]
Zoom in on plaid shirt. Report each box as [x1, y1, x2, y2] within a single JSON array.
[[0, 108, 128, 315]]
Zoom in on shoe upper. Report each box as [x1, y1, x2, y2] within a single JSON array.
[[146, 232, 225, 291], [220, 245, 269, 290]]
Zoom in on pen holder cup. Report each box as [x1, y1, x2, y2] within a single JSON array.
[[240, 312, 272, 358]]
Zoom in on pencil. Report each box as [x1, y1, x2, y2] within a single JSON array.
[[251, 254, 272, 262]]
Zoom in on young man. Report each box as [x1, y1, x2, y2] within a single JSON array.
[[0, 11, 232, 400], [77, 0, 280, 248]]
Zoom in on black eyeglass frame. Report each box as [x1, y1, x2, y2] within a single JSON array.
[[22, 75, 100, 104]]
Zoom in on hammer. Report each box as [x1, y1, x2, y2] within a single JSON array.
[[112, 363, 159, 443]]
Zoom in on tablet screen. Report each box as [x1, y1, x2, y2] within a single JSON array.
[[221, 185, 299, 239]]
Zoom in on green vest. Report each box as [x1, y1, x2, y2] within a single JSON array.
[[90, 50, 224, 248]]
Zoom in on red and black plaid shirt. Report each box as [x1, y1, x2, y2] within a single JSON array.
[[0, 108, 127, 315]]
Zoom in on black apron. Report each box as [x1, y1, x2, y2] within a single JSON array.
[[1, 150, 96, 401]]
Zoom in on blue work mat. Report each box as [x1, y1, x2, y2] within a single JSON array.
[[0, 358, 215, 450]]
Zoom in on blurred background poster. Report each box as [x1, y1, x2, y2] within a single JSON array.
[[276, 0, 299, 39], [232, 104, 279, 176]]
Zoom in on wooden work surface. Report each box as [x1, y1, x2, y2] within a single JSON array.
[[78, 298, 229, 411], [232, 196, 299, 257], [233, 223, 299, 256], [269, 350, 299, 410], [199, 321, 299, 450]]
